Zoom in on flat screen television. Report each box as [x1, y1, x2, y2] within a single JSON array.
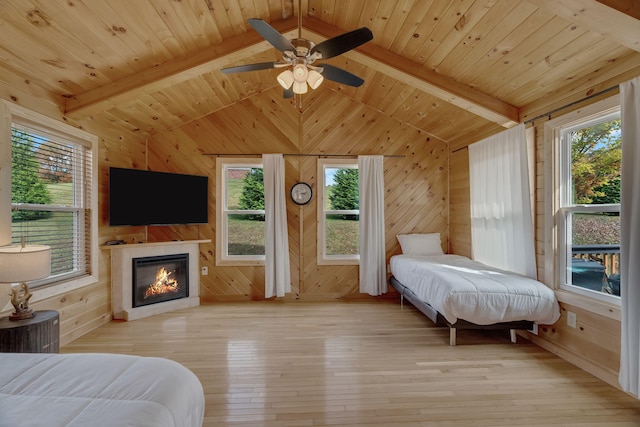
[[109, 167, 209, 226]]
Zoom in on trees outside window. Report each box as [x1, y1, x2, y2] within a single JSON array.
[[318, 159, 359, 264], [550, 100, 622, 300], [216, 159, 265, 265], [3, 103, 96, 289]]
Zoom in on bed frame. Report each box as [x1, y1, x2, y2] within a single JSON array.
[[389, 275, 533, 346]]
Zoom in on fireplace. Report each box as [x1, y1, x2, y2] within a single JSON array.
[[106, 240, 207, 321], [132, 254, 189, 308]]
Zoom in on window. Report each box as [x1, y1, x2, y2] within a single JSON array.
[[216, 158, 265, 265], [546, 96, 621, 303], [1, 101, 97, 290], [317, 159, 359, 265]]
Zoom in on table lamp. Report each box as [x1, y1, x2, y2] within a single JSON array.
[[0, 244, 51, 320]]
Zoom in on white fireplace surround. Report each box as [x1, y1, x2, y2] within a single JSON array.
[[105, 240, 209, 321]]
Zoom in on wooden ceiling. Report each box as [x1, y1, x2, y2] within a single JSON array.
[[1, 0, 639, 147]]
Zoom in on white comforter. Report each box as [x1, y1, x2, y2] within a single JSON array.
[[0, 353, 205, 427], [390, 254, 560, 325]]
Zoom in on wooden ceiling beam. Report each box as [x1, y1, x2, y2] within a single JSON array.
[[302, 18, 520, 128], [65, 14, 520, 128], [526, 0, 640, 52], [64, 17, 299, 120]]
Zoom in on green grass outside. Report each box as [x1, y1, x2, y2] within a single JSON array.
[[226, 178, 244, 210]]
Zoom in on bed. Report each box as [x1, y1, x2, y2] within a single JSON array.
[[0, 352, 205, 427], [389, 234, 560, 345]]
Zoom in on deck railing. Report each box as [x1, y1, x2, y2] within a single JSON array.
[[572, 244, 620, 277]]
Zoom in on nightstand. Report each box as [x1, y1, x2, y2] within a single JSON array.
[[0, 310, 60, 353]]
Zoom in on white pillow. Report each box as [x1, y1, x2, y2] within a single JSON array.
[[396, 233, 444, 256]]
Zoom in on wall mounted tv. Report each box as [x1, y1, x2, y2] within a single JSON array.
[[109, 167, 209, 226]]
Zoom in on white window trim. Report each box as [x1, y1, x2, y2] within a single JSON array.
[[317, 158, 359, 265], [0, 100, 98, 303], [543, 94, 621, 317], [215, 157, 264, 266]]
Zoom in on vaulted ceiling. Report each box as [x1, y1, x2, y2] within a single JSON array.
[[1, 0, 639, 147]]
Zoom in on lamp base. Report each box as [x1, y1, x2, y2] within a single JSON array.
[[9, 282, 34, 321], [9, 308, 34, 321]]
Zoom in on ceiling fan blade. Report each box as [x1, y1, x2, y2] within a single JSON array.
[[320, 64, 365, 87], [283, 88, 294, 98], [310, 27, 373, 59], [248, 18, 296, 53], [221, 62, 279, 74]]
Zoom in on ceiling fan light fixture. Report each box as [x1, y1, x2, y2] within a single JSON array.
[[292, 64, 309, 82], [292, 81, 308, 94], [307, 70, 324, 90], [277, 70, 294, 89]]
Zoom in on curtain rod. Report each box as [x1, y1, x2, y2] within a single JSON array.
[[202, 153, 405, 158], [451, 84, 620, 154], [523, 85, 619, 125]]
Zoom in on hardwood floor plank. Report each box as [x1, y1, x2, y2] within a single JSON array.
[[62, 301, 640, 426]]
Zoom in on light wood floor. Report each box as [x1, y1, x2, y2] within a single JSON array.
[[62, 300, 640, 426]]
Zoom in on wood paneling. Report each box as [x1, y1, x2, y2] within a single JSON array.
[[145, 87, 448, 301], [449, 147, 471, 257], [2, 1, 638, 145]]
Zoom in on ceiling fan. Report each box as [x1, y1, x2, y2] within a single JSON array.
[[221, 5, 373, 98]]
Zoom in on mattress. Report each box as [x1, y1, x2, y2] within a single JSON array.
[[390, 254, 560, 326], [0, 352, 205, 427]]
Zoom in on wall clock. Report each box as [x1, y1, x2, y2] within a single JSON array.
[[290, 182, 312, 205]]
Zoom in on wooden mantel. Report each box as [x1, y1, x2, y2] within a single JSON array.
[[101, 239, 211, 251]]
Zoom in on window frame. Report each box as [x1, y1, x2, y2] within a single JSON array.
[[544, 95, 621, 310], [317, 158, 359, 266], [215, 157, 265, 266], [1, 100, 98, 298]]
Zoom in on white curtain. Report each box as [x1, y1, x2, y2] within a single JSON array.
[[618, 76, 640, 397], [263, 154, 291, 298], [358, 155, 386, 295], [468, 123, 537, 278]]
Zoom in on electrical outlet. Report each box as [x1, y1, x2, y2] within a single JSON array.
[[201, 266, 208, 276], [567, 311, 577, 328]]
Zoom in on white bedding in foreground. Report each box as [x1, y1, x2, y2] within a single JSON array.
[[390, 254, 560, 326], [0, 352, 204, 427]]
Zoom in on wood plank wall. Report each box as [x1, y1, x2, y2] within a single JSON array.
[[448, 148, 471, 257], [447, 94, 623, 388], [145, 87, 449, 301], [0, 70, 150, 345]]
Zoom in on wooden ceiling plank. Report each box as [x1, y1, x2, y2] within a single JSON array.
[[302, 19, 519, 127], [490, 26, 610, 103], [526, 0, 640, 52], [438, 0, 534, 80], [421, 0, 478, 69], [64, 17, 298, 119], [477, 16, 588, 99], [452, 6, 553, 84], [126, 1, 186, 57], [398, 1, 452, 61], [519, 52, 640, 122], [373, 0, 416, 51]]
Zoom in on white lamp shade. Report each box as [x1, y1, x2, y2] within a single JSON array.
[[0, 245, 51, 283], [292, 81, 308, 94], [277, 70, 294, 89], [307, 70, 324, 89]]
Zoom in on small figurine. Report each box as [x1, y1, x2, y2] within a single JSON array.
[[9, 283, 34, 320]]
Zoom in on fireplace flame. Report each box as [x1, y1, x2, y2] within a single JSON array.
[[144, 267, 180, 298]]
